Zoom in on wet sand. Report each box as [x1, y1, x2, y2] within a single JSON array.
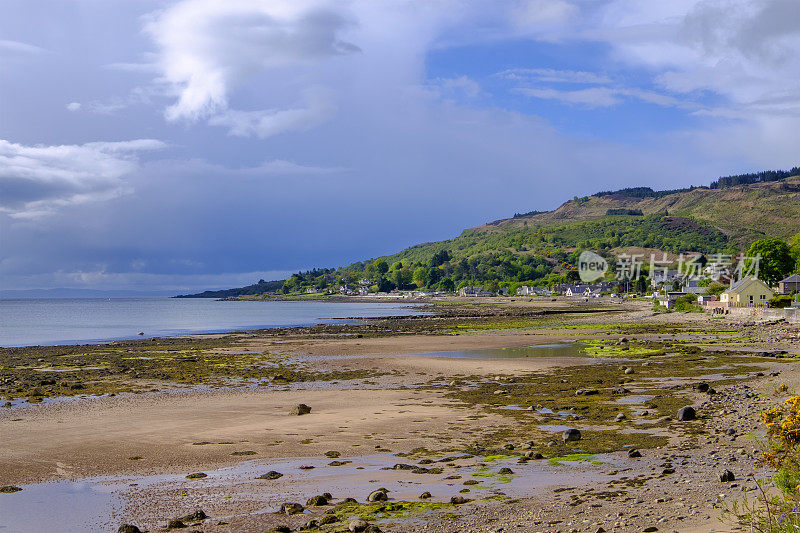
[[1, 299, 799, 532]]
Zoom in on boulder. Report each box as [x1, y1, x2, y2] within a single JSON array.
[[166, 519, 186, 529], [562, 428, 582, 442], [627, 449, 642, 458], [419, 491, 432, 499], [256, 471, 283, 480], [180, 509, 207, 521], [185, 472, 207, 479], [349, 518, 369, 532], [720, 470, 735, 482], [118, 526, 142, 533], [290, 403, 312, 416], [0, 486, 22, 493], [306, 494, 329, 506], [279, 502, 305, 515], [694, 382, 710, 392], [677, 406, 696, 421], [498, 467, 513, 475], [450, 496, 470, 504], [367, 490, 388, 502]]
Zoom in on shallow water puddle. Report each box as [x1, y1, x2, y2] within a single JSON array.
[[615, 394, 655, 405], [405, 343, 587, 359], [0, 479, 123, 532], [0, 452, 620, 531]]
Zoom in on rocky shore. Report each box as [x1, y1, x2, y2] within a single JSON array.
[[1, 299, 798, 532]]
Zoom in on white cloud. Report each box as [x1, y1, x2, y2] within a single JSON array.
[[498, 68, 612, 85], [207, 89, 335, 138], [426, 76, 483, 101], [145, 0, 359, 128], [66, 102, 82, 112], [0, 39, 46, 56], [518, 87, 621, 107], [512, 0, 579, 28], [518, 85, 696, 109], [0, 139, 165, 218]]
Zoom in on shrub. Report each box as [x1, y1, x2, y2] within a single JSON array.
[[771, 294, 795, 308]]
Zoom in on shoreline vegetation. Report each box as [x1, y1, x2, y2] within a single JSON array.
[[2, 297, 800, 532]]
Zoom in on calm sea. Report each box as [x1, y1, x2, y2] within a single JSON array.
[[0, 298, 424, 347]]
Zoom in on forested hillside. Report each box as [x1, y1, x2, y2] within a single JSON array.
[[181, 169, 800, 297]]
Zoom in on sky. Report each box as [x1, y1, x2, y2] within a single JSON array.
[[1, 0, 799, 293]]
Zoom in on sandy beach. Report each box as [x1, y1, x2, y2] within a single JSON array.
[[1, 298, 799, 532]]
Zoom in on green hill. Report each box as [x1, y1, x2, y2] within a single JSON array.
[[183, 169, 800, 296], [502, 176, 800, 247], [316, 174, 800, 293]]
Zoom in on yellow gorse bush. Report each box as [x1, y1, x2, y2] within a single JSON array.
[[762, 396, 800, 469]]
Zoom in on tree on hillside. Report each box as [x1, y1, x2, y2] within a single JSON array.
[[440, 278, 455, 292], [790, 233, 800, 273], [412, 266, 428, 288], [747, 238, 795, 285], [373, 259, 389, 275]]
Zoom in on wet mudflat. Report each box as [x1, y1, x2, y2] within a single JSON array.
[[2, 300, 799, 532]]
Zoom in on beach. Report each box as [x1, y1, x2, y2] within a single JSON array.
[[1, 297, 799, 532]]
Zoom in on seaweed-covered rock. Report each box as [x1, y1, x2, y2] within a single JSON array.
[[185, 472, 207, 479], [562, 428, 582, 442], [290, 403, 312, 415], [306, 494, 329, 506], [450, 496, 470, 504], [677, 406, 696, 421], [279, 502, 305, 515], [0, 486, 22, 493], [117, 525, 141, 533], [419, 491, 432, 499], [257, 471, 283, 480]]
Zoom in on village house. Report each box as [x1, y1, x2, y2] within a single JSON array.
[[651, 269, 681, 288], [720, 277, 774, 307], [779, 274, 800, 294], [516, 286, 550, 296], [339, 284, 355, 295], [564, 284, 588, 297], [459, 286, 493, 297], [697, 294, 717, 305]]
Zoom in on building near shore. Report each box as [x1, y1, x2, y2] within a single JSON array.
[[720, 277, 774, 307], [459, 286, 493, 297], [779, 274, 800, 294]]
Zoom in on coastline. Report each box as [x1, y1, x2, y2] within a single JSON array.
[[2, 298, 799, 532]]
